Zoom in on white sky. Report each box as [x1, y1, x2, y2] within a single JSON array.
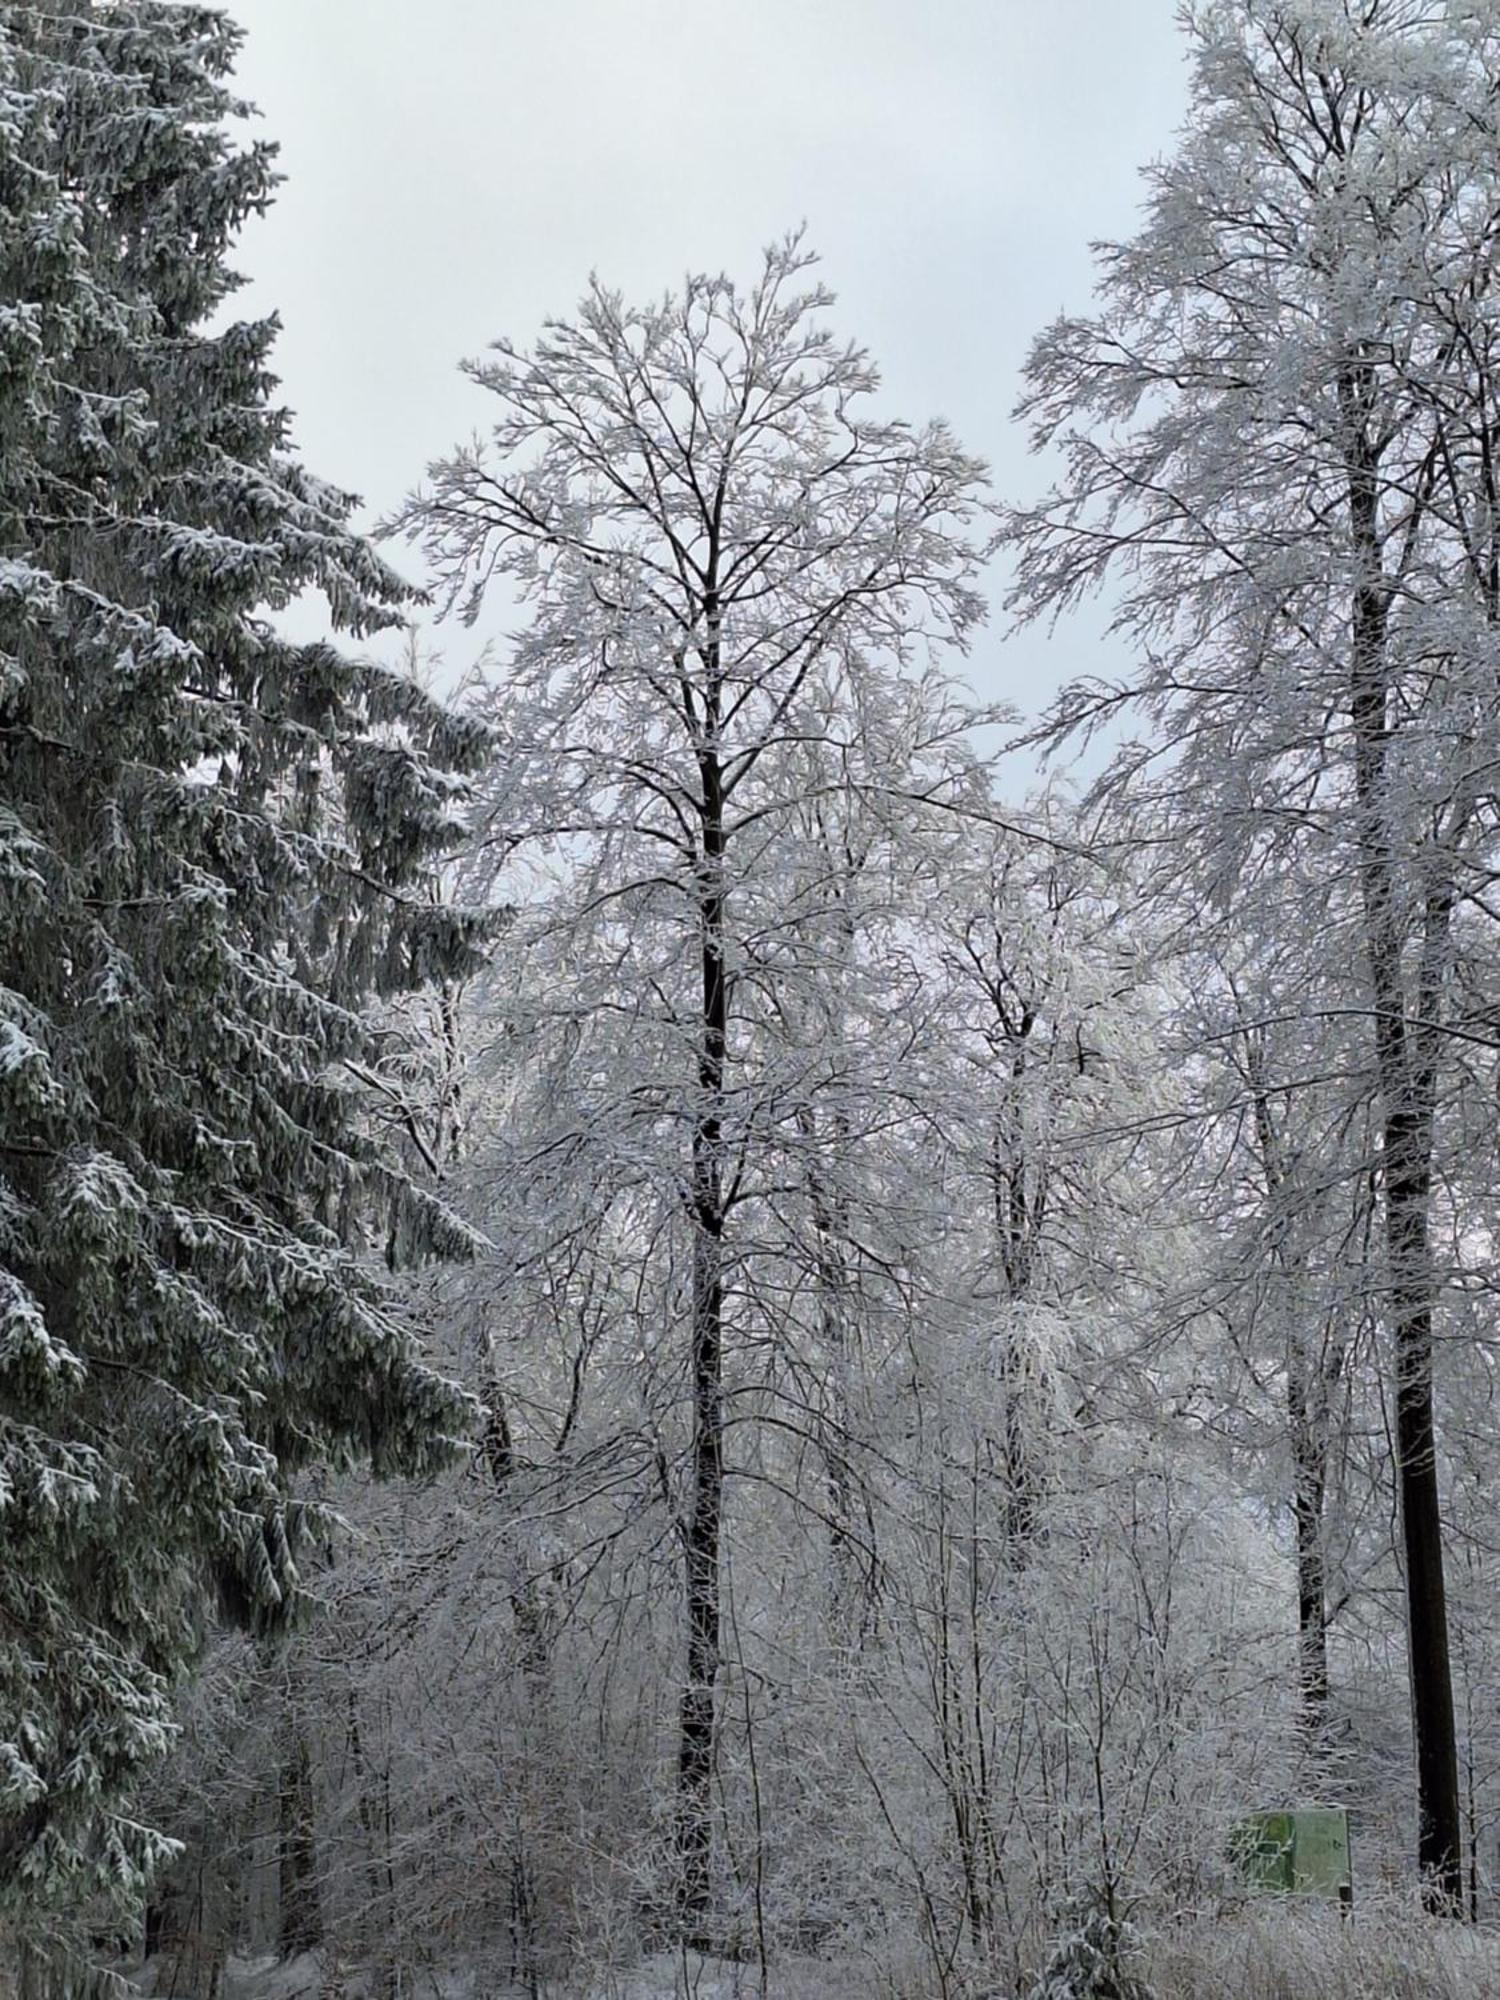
[[228, 1, 1190, 771]]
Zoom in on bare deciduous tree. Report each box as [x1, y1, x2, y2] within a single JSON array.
[[390, 236, 992, 1930], [1001, 0, 1500, 1905]]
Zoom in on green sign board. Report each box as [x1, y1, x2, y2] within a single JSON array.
[[1231, 1808, 1351, 1901]]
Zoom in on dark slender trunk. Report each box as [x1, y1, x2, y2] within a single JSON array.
[[482, 1379, 551, 1686], [1382, 1116, 1460, 1905], [798, 1100, 866, 1629], [1246, 1030, 1337, 1743], [993, 1024, 1043, 1563], [480, 1372, 546, 1986], [676, 662, 728, 1932], [999, 1328, 1038, 1561], [277, 1714, 322, 1958], [349, 1692, 396, 2000], [1343, 363, 1461, 1908], [1289, 1371, 1330, 1729]]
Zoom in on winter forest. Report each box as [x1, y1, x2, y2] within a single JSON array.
[[18, 0, 1500, 1995]]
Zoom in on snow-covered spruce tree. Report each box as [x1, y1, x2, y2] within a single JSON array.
[[0, 0, 485, 1931], [1024, 1894, 1154, 2000], [1000, 0, 1500, 1908], [391, 237, 992, 1933]]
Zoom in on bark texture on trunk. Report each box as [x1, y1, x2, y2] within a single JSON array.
[[348, 1694, 396, 2000], [992, 1007, 1044, 1565], [1289, 1372, 1331, 1728], [676, 646, 728, 1931], [1246, 1038, 1336, 1741], [277, 1714, 323, 1958], [482, 1378, 552, 1686], [1343, 362, 1462, 1908], [1380, 1105, 1461, 1906], [798, 1098, 868, 1632]]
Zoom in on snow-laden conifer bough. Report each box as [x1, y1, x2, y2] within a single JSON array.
[[0, 0, 490, 1950]]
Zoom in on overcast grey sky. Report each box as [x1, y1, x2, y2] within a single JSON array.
[[228, 1, 1189, 757]]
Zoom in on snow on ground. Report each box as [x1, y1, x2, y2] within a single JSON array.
[[136, 1921, 1500, 2000], [141, 1950, 873, 2000]]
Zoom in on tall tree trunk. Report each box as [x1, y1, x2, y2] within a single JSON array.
[[1288, 1370, 1330, 1730], [482, 1375, 552, 1687], [348, 1691, 397, 2000], [1344, 363, 1461, 1907], [1246, 1035, 1335, 1743], [676, 665, 728, 1932], [277, 1707, 323, 1958], [993, 1016, 1043, 1564], [797, 1100, 867, 1631], [479, 1372, 547, 1986], [1380, 1094, 1460, 1905], [998, 1325, 1039, 1562]]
